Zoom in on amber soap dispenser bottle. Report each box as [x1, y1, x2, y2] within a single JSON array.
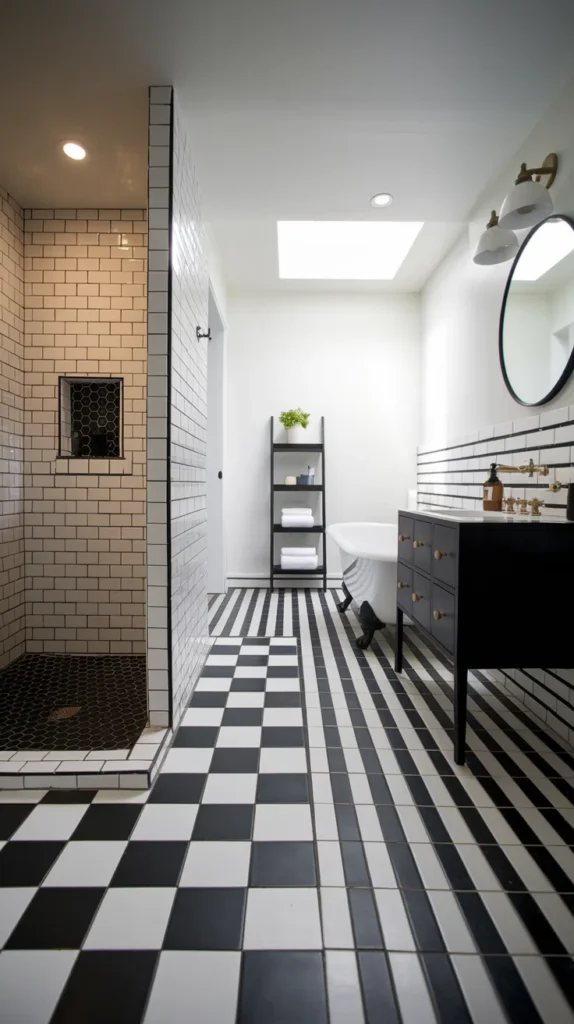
[[483, 463, 503, 511]]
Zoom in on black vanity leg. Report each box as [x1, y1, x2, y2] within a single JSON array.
[[337, 582, 353, 614], [454, 662, 468, 765], [394, 607, 403, 673]]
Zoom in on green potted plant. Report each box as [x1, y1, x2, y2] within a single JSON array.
[[279, 408, 310, 444]]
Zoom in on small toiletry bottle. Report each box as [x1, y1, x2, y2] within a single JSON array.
[[483, 463, 503, 511]]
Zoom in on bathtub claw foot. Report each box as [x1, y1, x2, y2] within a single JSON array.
[[337, 583, 353, 614], [357, 630, 376, 649], [356, 601, 385, 650]]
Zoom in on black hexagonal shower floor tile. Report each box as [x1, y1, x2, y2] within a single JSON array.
[[0, 655, 147, 751]]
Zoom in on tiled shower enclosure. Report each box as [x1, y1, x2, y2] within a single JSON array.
[[0, 86, 209, 788]]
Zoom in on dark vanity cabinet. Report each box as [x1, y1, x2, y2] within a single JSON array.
[[395, 510, 574, 765]]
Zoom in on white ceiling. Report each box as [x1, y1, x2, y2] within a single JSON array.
[[2, 0, 574, 292]]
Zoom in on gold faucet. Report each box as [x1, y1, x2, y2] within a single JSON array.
[[529, 498, 545, 517], [496, 458, 549, 478]]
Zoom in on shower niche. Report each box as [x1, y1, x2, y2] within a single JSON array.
[[59, 376, 123, 459]]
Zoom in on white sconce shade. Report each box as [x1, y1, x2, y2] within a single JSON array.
[[498, 178, 553, 231], [473, 211, 518, 266]]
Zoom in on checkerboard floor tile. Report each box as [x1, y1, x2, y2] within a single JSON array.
[[3, 605, 574, 1022]]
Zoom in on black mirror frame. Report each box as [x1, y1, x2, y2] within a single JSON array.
[[499, 212, 574, 407]]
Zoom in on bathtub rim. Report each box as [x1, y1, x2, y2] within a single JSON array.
[[327, 521, 398, 564]]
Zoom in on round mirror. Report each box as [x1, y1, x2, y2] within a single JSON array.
[[499, 214, 574, 406]]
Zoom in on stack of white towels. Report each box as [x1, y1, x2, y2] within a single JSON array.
[[281, 507, 314, 528], [280, 507, 317, 570], [281, 547, 318, 570]]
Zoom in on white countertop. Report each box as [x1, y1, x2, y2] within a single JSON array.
[[401, 508, 573, 525]]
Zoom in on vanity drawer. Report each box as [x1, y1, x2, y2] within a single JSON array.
[[431, 525, 457, 589], [398, 515, 414, 564], [396, 564, 413, 611], [411, 571, 431, 630], [431, 582, 455, 653], [413, 519, 432, 574]]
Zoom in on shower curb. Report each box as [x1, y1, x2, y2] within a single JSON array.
[[0, 725, 174, 791]]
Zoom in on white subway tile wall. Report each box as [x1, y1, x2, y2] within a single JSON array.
[[417, 410, 574, 744], [0, 188, 25, 667], [23, 207, 147, 654], [145, 87, 209, 730], [170, 95, 210, 724], [146, 85, 172, 726]]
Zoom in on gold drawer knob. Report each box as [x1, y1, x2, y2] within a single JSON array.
[[412, 540, 425, 549], [434, 549, 447, 560], [397, 581, 410, 590], [412, 592, 422, 602], [398, 534, 410, 542], [433, 609, 445, 620]]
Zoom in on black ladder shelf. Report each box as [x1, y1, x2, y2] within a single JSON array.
[[270, 416, 327, 591]]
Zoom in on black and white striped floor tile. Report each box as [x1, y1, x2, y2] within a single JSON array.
[[207, 587, 574, 1023], [1, 589, 573, 1022]]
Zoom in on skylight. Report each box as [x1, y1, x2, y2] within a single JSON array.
[[512, 218, 574, 281], [277, 221, 424, 280]]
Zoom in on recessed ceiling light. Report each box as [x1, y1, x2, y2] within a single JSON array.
[[277, 221, 423, 280], [62, 142, 86, 161], [370, 193, 393, 208]]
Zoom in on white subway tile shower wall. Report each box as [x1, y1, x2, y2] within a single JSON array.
[[146, 86, 172, 726], [0, 188, 25, 668], [145, 87, 210, 729], [23, 207, 147, 654], [417, 409, 574, 744], [170, 96, 210, 725]]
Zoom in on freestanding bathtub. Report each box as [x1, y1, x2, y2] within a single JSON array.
[[327, 522, 398, 647]]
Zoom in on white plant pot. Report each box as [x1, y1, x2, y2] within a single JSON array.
[[286, 424, 306, 444]]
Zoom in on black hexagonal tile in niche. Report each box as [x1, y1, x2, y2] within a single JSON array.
[[0, 655, 147, 750], [59, 377, 122, 459]]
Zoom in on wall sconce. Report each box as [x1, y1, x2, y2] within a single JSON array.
[[498, 152, 558, 231], [473, 210, 518, 266]]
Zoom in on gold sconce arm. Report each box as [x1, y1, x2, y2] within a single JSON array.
[[514, 153, 558, 187]]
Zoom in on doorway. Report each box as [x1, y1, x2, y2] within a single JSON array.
[[207, 286, 227, 593]]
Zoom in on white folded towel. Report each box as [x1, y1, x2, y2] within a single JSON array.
[[281, 555, 318, 570], [281, 547, 317, 556], [281, 508, 313, 515], [281, 517, 314, 528]]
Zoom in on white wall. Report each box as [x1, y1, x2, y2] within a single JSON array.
[[207, 290, 226, 593], [226, 293, 420, 579], [206, 225, 228, 328], [421, 76, 574, 449]]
